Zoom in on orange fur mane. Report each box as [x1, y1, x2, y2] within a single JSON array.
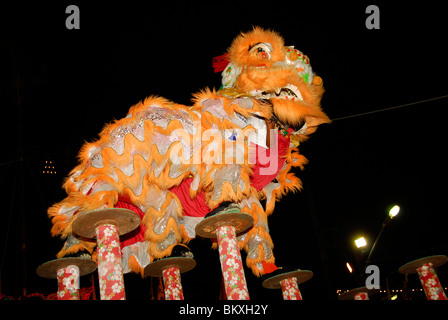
[[223, 26, 331, 133]]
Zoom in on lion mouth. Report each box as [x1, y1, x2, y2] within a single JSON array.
[[250, 84, 303, 102]]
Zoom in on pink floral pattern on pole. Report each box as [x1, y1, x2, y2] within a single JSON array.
[[56, 265, 80, 300], [354, 292, 369, 300], [162, 266, 184, 300], [216, 225, 250, 300], [416, 262, 447, 300], [280, 277, 302, 300], [96, 224, 126, 300]]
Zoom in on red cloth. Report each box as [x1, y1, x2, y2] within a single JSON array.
[[169, 177, 210, 217], [262, 261, 279, 274], [212, 53, 230, 73], [249, 133, 290, 191]]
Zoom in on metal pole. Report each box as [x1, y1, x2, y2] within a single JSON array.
[[364, 216, 391, 269]]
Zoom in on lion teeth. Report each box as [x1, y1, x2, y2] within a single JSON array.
[[250, 84, 303, 101]]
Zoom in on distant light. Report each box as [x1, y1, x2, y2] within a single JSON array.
[[355, 237, 367, 248], [389, 205, 400, 218], [346, 262, 353, 273]]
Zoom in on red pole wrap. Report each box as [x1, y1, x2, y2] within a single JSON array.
[[96, 224, 126, 300], [416, 262, 447, 300], [354, 292, 369, 300], [162, 266, 184, 300], [56, 265, 80, 300], [216, 225, 250, 300], [280, 277, 303, 300]]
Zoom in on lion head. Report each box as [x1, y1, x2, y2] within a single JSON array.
[[221, 27, 330, 137]]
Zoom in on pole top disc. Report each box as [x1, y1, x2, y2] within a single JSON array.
[[262, 268, 313, 289], [72, 208, 141, 239], [195, 212, 253, 238], [399, 255, 448, 274], [36, 258, 97, 279]]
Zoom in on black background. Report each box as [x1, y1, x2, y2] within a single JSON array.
[[1, 1, 447, 302]]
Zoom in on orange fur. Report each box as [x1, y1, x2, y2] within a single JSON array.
[[228, 27, 286, 68], [128, 255, 145, 277]]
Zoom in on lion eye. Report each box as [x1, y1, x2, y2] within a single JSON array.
[[249, 42, 272, 60]]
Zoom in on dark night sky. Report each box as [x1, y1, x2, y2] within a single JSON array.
[[1, 1, 447, 301]]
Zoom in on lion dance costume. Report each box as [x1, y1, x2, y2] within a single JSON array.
[[48, 27, 330, 278]]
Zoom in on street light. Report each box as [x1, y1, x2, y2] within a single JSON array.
[[389, 205, 400, 219], [351, 237, 367, 280], [364, 204, 401, 268], [355, 237, 367, 249]]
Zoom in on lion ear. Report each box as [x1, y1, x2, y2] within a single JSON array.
[[304, 113, 332, 135], [312, 76, 323, 86], [227, 27, 286, 68]]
